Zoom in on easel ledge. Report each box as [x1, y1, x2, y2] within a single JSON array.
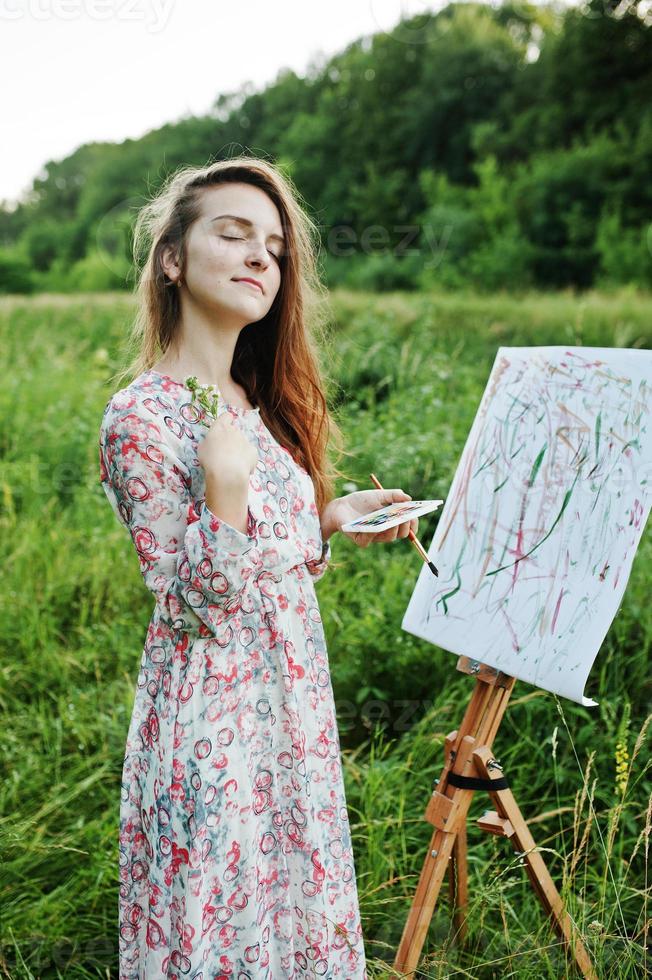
[[392, 655, 597, 980]]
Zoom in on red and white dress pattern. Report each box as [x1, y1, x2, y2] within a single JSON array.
[[98, 369, 367, 979]]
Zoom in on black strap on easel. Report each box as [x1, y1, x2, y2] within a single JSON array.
[[444, 771, 510, 792]]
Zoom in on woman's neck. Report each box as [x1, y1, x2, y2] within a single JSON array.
[[152, 356, 255, 410]]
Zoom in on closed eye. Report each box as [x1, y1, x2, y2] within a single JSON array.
[[221, 235, 282, 264]]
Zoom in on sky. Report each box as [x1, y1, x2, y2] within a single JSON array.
[[1, 0, 576, 209]]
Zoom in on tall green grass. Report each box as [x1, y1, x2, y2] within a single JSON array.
[[0, 287, 650, 978]]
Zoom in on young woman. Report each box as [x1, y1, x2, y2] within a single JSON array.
[[98, 156, 418, 979]]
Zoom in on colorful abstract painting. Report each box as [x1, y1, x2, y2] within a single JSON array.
[[402, 347, 651, 705]]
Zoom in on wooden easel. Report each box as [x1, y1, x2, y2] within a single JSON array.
[[393, 656, 597, 980]]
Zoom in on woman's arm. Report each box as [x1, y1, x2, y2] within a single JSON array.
[[99, 394, 278, 633], [303, 500, 337, 582], [205, 471, 249, 535], [307, 489, 418, 581], [319, 499, 338, 544]]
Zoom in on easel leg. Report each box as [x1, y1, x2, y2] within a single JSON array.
[[444, 732, 469, 946], [448, 825, 468, 945], [474, 746, 597, 980]]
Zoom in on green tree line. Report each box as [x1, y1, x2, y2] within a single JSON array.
[[1, 0, 651, 294]]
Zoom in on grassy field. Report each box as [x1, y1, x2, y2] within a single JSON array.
[[0, 286, 650, 978]]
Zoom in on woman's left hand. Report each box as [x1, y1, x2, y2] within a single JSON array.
[[329, 489, 419, 548]]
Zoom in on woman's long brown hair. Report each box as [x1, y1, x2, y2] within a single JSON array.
[[111, 155, 350, 516]]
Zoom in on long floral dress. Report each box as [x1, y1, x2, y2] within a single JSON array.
[[98, 368, 368, 980]]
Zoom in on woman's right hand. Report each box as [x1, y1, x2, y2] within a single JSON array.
[[197, 412, 259, 487]]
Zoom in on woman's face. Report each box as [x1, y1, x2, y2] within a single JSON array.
[[169, 182, 284, 324]]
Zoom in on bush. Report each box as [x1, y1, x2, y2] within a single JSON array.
[[464, 229, 536, 292], [36, 250, 131, 293], [595, 206, 652, 289], [0, 248, 34, 294]]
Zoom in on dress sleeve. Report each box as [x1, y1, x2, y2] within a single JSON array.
[[98, 394, 271, 633], [305, 538, 332, 582]]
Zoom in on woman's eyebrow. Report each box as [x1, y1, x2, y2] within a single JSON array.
[[211, 213, 285, 245]]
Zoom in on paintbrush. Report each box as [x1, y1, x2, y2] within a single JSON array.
[[369, 472, 439, 577]]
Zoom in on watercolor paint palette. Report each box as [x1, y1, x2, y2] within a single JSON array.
[[341, 499, 444, 533]]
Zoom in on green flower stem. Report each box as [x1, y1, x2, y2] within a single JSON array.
[[185, 375, 221, 427]]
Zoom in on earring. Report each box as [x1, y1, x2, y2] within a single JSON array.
[[177, 277, 183, 288]]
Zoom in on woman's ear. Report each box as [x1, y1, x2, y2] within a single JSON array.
[[160, 243, 181, 283]]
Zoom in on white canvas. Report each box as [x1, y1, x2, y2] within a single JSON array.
[[402, 346, 652, 706]]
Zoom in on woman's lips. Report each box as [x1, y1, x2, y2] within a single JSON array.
[[234, 278, 263, 292]]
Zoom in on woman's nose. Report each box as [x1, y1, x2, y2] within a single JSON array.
[[248, 239, 273, 267]]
